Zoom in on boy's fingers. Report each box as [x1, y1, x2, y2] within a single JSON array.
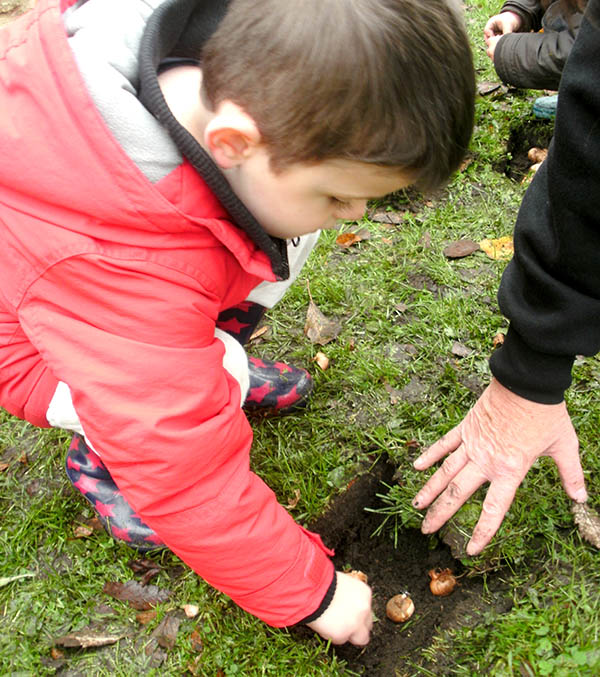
[[466, 480, 518, 555], [419, 460, 486, 533], [413, 426, 463, 470]]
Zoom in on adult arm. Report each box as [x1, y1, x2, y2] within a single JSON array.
[[413, 0, 600, 554]]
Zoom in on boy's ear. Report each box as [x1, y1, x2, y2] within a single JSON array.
[[204, 100, 261, 169]]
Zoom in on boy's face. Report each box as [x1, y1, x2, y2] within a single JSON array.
[[225, 150, 413, 239]]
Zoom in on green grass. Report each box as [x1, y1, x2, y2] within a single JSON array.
[[2, 1, 600, 675]]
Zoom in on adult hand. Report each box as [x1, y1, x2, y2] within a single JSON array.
[[307, 571, 372, 645], [412, 378, 587, 556]]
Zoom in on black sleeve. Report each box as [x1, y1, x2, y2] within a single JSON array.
[[490, 0, 600, 404]]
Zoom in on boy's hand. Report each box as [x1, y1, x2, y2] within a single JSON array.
[[306, 571, 372, 645], [412, 378, 587, 556]]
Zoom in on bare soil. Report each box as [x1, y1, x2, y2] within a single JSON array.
[[297, 459, 512, 676]]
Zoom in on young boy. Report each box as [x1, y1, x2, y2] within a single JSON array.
[[0, 0, 474, 645]]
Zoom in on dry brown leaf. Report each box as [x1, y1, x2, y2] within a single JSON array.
[[336, 232, 362, 248], [368, 209, 404, 225], [249, 325, 269, 341], [50, 647, 65, 660], [479, 236, 514, 260], [151, 615, 181, 650], [571, 502, 600, 549], [443, 239, 480, 259], [0, 462, 9, 472], [55, 629, 125, 649], [285, 488, 301, 510], [190, 628, 204, 653], [17, 452, 28, 465], [103, 580, 171, 610], [136, 609, 158, 625], [73, 524, 93, 539], [451, 341, 474, 358], [492, 332, 505, 347], [477, 80, 501, 96], [304, 300, 342, 345]]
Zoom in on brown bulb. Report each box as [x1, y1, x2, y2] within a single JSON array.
[[428, 568, 458, 596], [347, 570, 368, 584], [386, 594, 415, 623]]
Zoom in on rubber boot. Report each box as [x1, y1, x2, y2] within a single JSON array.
[[65, 434, 165, 552], [216, 301, 313, 413]]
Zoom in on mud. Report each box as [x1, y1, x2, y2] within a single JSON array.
[[300, 459, 511, 676]]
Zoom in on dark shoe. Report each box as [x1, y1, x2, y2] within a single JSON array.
[[65, 434, 165, 553], [244, 356, 313, 414]]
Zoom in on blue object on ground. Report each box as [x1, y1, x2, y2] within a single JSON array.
[[533, 94, 558, 119]]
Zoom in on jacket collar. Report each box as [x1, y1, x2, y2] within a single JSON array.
[[138, 0, 289, 280]]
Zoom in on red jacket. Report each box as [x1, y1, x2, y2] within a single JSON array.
[[0, 0, 333, 626]]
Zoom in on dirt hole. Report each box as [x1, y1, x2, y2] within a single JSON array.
[[296, 459, 510, 676], [497, 119, 555, 182]]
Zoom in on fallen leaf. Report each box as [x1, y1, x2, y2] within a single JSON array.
[[0, 572, 34, 587], [336, 232, 362, 248], [72, 524, 93, 539], [50, 648, 64, 660], [249, 325, 269, 341], [314, 351, 330, 370], [190, 628, 204, 653], [443, 239, 480, 259], [88, 516, 104, 531], [0, 462, 8, 472], [136, 609, 158, 625], [477, 80, 501, 96], [492, 332, 505, 347], [182, 603, 200, 619], [55, 629, 125, 649], [451, 341, 474, 358], [129, 558, 162, 585], [285, 489, 301, 510], [103, 580, 171, 610], [571, 502, 600, 549], [479, 236, 514, 260], [304, 300, 342, 345], [459, 156, 474, 172], [17, 452, 28, 465], [151, 614, 181, 650], [368, 209, 404, 225], [186, 656, 203, 675]]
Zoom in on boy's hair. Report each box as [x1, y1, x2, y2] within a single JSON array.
[[201, 0, 475, 190]]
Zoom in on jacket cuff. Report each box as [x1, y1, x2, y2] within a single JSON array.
[[298, 570, 337, 624], [489, 326, 574, 404]]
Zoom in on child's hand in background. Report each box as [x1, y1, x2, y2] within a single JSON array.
[[484, 11, 522, 60], [306, 571, 372, 646]]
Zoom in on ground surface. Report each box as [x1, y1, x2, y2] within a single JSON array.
[[298, 460, 510, 676]]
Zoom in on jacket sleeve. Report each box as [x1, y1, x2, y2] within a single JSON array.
[[490, 0, 600, 403], [19, 253, 334, 626], [493, 25, 576, 90]]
